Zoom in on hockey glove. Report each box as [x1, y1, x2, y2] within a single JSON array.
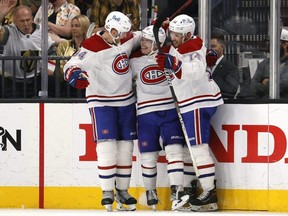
[[67, 69, 90, 89], [156, 53, 182, 72], [151, 17, 170, 31], [206, 49, 218, 67]]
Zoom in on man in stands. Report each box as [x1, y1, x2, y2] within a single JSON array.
[[210, 31, 239, 99], [0, 2, 55, 98], [250, 28, 288, 99]]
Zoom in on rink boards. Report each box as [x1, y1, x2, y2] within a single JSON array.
[[0, 103, 288, 212]]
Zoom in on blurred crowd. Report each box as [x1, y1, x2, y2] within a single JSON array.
[[0, 0, 140, 98], [0, 0, 288, 99]]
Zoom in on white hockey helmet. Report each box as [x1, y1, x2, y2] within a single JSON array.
[[141, 25, 166, 46], [281, 28, 288, 41], [105, 11, 132, 35], [169, 14, 195, 36]]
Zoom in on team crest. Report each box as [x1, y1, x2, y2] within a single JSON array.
[[112, 53, 129, 75], [141, 65, 172, 85], [20, 50, 39, 72]]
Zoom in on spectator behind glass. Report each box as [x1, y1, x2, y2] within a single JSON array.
[[0, 3, 55, 98], [1, 0, 19, 25], [2, 0, 41, 25], [250, 28, 288, 99], [54, 14, 90, 97], [210, 31, 239, 99], [88, 0, 140, 36], [74, 0, 94, 18], [21, 0, 42, 16], [67, 0, 94, 16], [34, 0, 80, 41], [57, 15, 90, 75]]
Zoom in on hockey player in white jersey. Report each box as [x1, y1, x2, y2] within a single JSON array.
[[156, 14, 224, 212], [130, 25, 189, 211], [64, 11, 141, 211]]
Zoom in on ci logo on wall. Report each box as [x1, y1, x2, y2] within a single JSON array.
[[0, 126, 21, 151]]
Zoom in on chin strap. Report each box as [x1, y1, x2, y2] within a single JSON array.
[[108, 31, 121, 46]]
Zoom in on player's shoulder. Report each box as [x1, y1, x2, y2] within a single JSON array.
[[120, 32, 135, 44], [121, 31, 141, 44], [130, 47, 144, 59], [81, 33, 111, 52], [177, 36, 203, 54]]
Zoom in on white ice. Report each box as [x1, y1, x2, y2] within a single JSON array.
[[0, 209, 288, 216]]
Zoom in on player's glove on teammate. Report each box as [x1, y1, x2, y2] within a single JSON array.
[[151, 17, 169, 31], [156, 53, 182, 73], [206, 49, 218, 67], [67, 69, 90, 89]]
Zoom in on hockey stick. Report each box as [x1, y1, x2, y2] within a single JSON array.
[[153, 0, 200, 177], [153, 0, 194, 52], [163, 71, 200, 178], [170, 0, 194, 20]]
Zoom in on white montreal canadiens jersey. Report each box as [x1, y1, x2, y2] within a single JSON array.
[[169, 36, 224, 113], [130, 49, 176, 115], [64, 31, 141, 108]]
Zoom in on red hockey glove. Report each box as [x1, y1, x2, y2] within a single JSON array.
[[67, 69, 89, 89], [206, 49, 218, 67], [151, 17, 169, 31], [156, 53, 182, 72]]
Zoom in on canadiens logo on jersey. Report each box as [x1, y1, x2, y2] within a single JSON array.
[[141, 64, 173, 85], [112, 53, 129, 75]]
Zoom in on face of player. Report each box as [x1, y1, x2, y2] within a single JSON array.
[[140, 37, 154, 55], [169, 31, 184, 48], [210, 38, 224, 58], [71, 18, 84, 38], [14, 8, 33, 35], [110, 28, 131, 44]]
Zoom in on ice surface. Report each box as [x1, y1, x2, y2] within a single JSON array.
[[0, 209, 287, 216]]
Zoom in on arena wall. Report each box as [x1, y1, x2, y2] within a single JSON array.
[[0, 103, 288, 212]]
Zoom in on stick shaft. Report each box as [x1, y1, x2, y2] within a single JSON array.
[[153, 0, 194, 53], [165, 70, 200, 177], [153, 0, 199, 177], [169, 0, 194, 20]]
